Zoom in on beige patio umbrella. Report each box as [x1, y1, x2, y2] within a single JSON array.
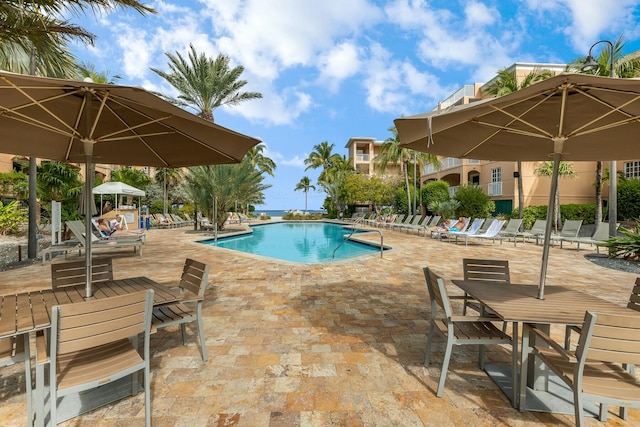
[[0, 70, 261, 297], [394, 73, 640, 299]]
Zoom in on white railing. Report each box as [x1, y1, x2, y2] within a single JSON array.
[[355, 154, 371, 162], [439, 85, 476, 109], [488, 182, 502, 196], [449, 186, 459, 198], [468, 159, 480, 164]]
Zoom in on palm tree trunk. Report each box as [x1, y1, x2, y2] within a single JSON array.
[[595, 161, 602, 225], [404, 161, 410, 215]]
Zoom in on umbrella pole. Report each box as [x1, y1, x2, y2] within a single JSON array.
[[84, 156, 94, 299], [538, 152, 562, 300]]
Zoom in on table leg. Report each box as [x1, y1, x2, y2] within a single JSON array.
[[511, 321, 519, 408], [527, 323, 550, 391]]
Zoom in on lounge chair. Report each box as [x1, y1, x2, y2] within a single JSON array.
[[385, 214, 405, 230], [497, 218, 524, 246], [417, 215, 441, 237], [422, 267, 513, 400], [450, 218, 485, 243], [549, 219, 583, 247], [41, 239, 82, 265], [556, 222, 616, 252], [477, 218, 495, 233], [431, 218, 464, 240], [513, 219, 547, 245], [457, 219, 506, 246], [400, 215, 426, 234], [66, 220, 143, 257], [91, 218, 147, 243]]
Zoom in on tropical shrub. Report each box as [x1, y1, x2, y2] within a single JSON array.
[[560, 204, 596, 225], [421, 181, 449, 212], [598, 222, 640, 260], [453, 184, 495, 218], [617, 178, 640, 220], [428, 199, 460, 219], [0, 201, 27, 235]]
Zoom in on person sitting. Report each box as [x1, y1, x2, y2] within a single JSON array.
[[428, 219, 459, 232]]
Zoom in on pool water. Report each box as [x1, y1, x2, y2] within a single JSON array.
[[200, 222, 382, 263]]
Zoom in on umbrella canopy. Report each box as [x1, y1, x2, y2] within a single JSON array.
[[394, 73, 640, 299], [93, 181, 145, 197], [0, 71, 261, 298]]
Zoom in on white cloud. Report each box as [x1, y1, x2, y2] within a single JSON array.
[[280, 155, 307, 168], [465, 1, 497, 27], [317, 42, 362, 92], [524, 0, 640, 50]]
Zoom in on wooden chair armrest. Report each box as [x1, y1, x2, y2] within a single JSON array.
[[526, 324, 576, 362], [450, 315, 503, 322]]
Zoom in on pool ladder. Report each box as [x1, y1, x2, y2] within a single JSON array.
[[332, 216, 384, 258]]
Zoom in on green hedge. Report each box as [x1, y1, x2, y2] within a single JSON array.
[[508, 204, 597, 229]]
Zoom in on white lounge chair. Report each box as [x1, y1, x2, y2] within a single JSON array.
[[451, 218, 485, 243], [458, 219, 506, 246], [66, 220, 143, 257]]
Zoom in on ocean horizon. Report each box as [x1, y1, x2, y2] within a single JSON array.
[[254, 209, 325, 217]]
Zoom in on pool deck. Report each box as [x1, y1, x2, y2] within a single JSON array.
[[1, 219, 638, 426]]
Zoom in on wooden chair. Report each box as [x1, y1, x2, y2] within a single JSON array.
[[422, 267, 513, 399], [521, 311, 640, 426], [0, 334, 32, 425], [151, 259, 211, 361], [37, 290, 154, 426], [566, 277, 640, 349], [50, 257, 113, 289]]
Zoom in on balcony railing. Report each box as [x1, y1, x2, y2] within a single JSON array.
[[355, 154, 371, 162], [449, 186, 459, 198], [488, 182, 502, 196]]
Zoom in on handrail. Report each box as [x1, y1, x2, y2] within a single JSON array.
[[333, 222, 384, 259]]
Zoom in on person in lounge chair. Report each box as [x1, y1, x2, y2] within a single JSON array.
[[428, 219, 460, 233], [96, 218, 144, 238]]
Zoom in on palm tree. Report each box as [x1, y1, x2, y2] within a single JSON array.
[[151, 44, 263, 122], [154, 168, 182, 215], [535, 161, 576, 233], [76, 62, 122, 84], [375, 126, 439, 215], [0, 0, 154, 68], [304, 141, 341, 181], [484, 68, 555, 219], [568, 35, 640, 225], [184, 161, 269, 230], [295, 176, 316, 213], [245, 144, 276, 177]]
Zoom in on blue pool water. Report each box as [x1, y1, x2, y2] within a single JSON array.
[[200, 222, 382, 263]]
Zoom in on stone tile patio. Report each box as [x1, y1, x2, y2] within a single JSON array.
[[0, 221, 638, 426]]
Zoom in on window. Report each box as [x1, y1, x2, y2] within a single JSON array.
[[491, 168, 501, 182], [624, 161, 640, 179]]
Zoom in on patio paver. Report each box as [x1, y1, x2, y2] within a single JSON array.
[[0, 221, 638, 426]]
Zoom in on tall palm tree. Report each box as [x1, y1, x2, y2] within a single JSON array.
[[375, 126, 439, 215], [535, 161, 576, 233], [245, 144, 276, 177], [568, 35, 640, 225], [0, 0, 154, 67], [304, 141, 341, 181], [154, 168, 182, 215], [294, 176, 316, 213], [484, 68, 555, 219], [151, 44, 263, 122]]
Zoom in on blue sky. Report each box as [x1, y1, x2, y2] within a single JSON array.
[[69, 0, 640, 210]]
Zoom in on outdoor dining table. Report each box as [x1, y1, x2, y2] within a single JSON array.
[[0, 276, 181, 427], [451, 280, 630, 412]]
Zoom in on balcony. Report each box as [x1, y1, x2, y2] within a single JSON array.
[[488, 182, 502, 196], [355, 154, 371, 162], [449, 186, 459, 198], [424, 157, 463, 174]]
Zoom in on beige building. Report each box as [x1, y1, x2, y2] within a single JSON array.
[[346, 62, 639, 215]]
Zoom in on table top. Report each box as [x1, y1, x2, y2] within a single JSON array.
[[451, 280, 631, 325], [0, 277, 180, 339]]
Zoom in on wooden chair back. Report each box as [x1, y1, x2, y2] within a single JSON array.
[[463, 259, 510, 284], [51, 257, 114, 289], [578, 311, 640, 367], [423, 267, 451, 319], [178, 258, 211, 300], [52, 290, 151, 356], [627, 277, 640, 312]]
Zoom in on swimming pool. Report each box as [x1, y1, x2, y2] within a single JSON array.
[[200, 222, 383, 263]]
